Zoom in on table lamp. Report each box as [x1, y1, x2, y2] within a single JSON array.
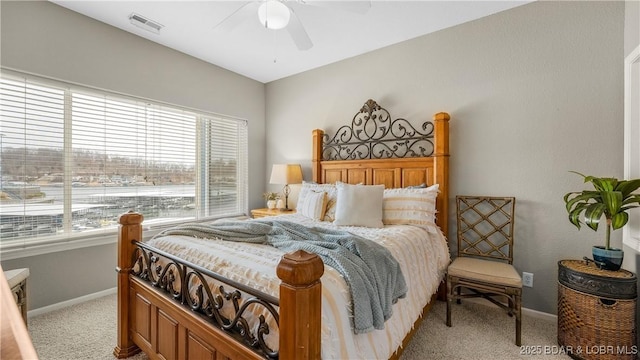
[[269, 164, 303, 211]]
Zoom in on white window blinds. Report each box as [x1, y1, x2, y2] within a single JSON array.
[[70, 91, 198, 231], [204, 116, 248, 217], [0, 77, 65, 242], [0, 72, 248, 248]]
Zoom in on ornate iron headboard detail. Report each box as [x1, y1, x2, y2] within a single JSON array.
[[322, 99, 435, 160]]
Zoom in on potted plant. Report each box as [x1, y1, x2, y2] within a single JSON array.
[[263, 192, 280, 209], [564, 171, 640, 270]]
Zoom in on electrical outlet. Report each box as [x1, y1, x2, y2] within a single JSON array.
[[522, 272, 534, 287]]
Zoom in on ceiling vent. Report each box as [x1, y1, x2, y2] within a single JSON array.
[[128, 13, 164, 34]]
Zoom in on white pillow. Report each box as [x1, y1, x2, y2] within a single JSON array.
[[382, 184, 439, 232], [333, 182, 384, 228], [297, 181, 337, 221], [298, 191, 328, 221]]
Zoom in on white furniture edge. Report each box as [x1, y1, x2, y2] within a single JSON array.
[[623, 45, 640, 252]]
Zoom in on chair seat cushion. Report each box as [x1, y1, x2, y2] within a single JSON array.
[[448, 257, 522, 288]]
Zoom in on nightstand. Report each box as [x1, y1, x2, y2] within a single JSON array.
[[251, 208, 296, 219]]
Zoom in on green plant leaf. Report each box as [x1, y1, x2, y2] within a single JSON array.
[[611, 212, 629, 230], [569, 170, 587, 178], [583, 203, 605, 231], [592, 177, 617, 192], [616, 179, 640, 197], [622, 194, 640, 206], [568, 203, 589, 228], [565, 172, 640, 242], [563, 191, 576, 204], [601, 191, 622, 216], [564, 191, 600, 212]]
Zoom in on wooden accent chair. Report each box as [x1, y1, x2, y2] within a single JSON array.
[[446, 196, 522, 346]]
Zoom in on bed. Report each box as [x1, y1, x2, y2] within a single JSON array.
[[114, 99, 451, 360]]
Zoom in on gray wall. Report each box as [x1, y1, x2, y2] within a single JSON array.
[[625, 0, 639, 57], [0, 1, 266, 309], [265, 1, 625, 314]]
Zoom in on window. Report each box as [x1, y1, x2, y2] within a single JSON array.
[[0, 72, 248, 251]]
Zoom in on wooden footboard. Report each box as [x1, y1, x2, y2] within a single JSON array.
[[114, 212, 324, 360]]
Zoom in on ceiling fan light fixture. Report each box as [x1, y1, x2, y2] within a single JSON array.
[[258, 0, 290, 30]]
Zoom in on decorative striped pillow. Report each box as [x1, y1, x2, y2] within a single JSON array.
[[298, 190, 328, 221], [382, 184, 439, 231], [296, 181, 337, 221]]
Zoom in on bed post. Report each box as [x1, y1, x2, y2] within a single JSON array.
[[276, 250, 324, 360], [433, 112, 450, 239], [114, 211, 143, 359], [312, 129, 324, 183]]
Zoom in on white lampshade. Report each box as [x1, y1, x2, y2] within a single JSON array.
[[269, 164, 303, 185], [257, 0, 290, 30]]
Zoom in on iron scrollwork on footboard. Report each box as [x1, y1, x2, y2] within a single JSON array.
[[323, 99, 435, 160], [130, 240, 280, 359]]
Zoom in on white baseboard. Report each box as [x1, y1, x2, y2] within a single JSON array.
[[462, 297, 557, 322], [28, 287, 558, 323], [28, 287, 117, 318], [523, 306, 557, 322]]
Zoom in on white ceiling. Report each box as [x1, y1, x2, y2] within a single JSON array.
[[50, 1, 532, 83]]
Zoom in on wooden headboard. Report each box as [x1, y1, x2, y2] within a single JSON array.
[[311, 99, 450, 237]]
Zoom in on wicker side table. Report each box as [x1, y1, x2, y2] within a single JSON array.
[[557, 259, 637, 360]]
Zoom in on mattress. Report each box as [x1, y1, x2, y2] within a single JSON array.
[[145, 212, 450, 359]]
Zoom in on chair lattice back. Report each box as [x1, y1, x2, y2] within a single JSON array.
[[456, 196, 516, 263]]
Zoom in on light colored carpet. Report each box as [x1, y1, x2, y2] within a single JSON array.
[[28, 294, 570, 360]]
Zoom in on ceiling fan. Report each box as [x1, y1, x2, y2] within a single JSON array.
[[213, 0, 371, 51]]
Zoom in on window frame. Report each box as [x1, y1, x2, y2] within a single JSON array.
[[623, 45, 640, 252], [0, 69, 249, 260]]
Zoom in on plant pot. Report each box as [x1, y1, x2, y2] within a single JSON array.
[[267, 200, 276, 209], [592, 246, 624, 271]]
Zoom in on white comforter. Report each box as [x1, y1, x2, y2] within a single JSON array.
[[145, 213, 450, 359]]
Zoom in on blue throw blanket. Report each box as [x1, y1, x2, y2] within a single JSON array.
[[153, 219, 407, 334]]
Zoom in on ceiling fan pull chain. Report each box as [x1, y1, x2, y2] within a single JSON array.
[[264, 0, 269, 29], [273, 28, 278, 63]]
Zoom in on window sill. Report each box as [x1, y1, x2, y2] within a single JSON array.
[[0, 213, 248, 261], [623, 235, 640, 253], [0, 232, 120, 261]]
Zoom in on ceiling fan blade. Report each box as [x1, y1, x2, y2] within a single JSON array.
[[213, 2, 260, 32], [300, 1, 371, 14], [286, 6, 313, 50]]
